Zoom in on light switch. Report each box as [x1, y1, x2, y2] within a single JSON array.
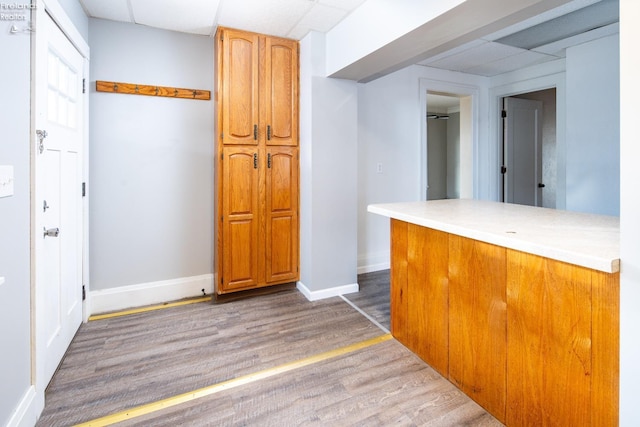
[[0, 165, 14, 198]]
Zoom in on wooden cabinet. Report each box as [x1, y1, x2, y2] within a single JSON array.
[[215, 27, 299, 294], [389, 219, 619, 426]]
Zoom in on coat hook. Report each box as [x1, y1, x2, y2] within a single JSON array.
[[135, 85, 139, 93], [155, 87, 159, 95], [113, 83, 119, 92], [174, 89, 178, 97], [192, 90, 197, 98]]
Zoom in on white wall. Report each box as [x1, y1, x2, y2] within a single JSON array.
[[89, 19, 214, 292], [299, 32, 359, 296], [565, 34, 620, 216], [0, 15, 34, 426], [357, 65, 488, 272], [619, 1, 640, 424], [325, 0, 465, 77]]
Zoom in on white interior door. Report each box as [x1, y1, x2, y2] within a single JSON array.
[[503, 97, 543, 207], [34, 11, 84, 387]]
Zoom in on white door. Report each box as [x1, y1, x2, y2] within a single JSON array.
[[503, 97, 543, 207], [34, 12, 85, 386]]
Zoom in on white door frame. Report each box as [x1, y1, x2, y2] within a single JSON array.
[[489, 72, 566, 209], [30, 0, 90, 398], [419, 78, 480, 201]]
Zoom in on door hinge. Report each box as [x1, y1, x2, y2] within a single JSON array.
[[82, 78, 86, 94], [501, 166, 507, 174], [501, 110, 507, 118], [82, 285, 86, 301], [221, 132, 224, 141], [82, 182, 86, 197]]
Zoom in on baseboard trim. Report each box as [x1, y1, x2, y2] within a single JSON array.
[[7, 386, 43, 427], [89, 274, 214, 315], [357, 262, 390, 275], [296, 281, 359, 301]]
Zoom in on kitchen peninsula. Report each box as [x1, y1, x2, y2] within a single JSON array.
[[368, 199, 619, 426]]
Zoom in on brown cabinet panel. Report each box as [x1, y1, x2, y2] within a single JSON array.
[[449, 235, 507, 422], [221, 147, 260, 290], [390, 219, 409, 343], [407, 224, 449, 377], [221, 29, 259, 145], [264, 37, 298, 146], [506, 250, 592, 426], [266, 147, 298, 283]]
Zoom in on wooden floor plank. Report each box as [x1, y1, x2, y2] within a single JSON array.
[[37, 273, 501, 426]]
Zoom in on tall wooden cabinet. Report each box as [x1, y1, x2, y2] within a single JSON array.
[[214, 27, 299, 295]]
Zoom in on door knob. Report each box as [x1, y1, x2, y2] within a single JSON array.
[[43, 227, 60, 238], [538, 183, 545, 188]]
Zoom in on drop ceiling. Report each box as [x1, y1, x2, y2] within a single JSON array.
[[79, 0, 619, 78], [79, 0, 368, 40]]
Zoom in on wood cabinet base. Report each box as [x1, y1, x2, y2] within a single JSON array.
[[390, 219, 619, 426]]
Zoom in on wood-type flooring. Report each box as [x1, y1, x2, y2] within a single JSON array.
[[36, 271, 502, 426]]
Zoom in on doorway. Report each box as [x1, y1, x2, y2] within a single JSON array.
[[501, 88, 557, 208], [423, 87, 475, 201]]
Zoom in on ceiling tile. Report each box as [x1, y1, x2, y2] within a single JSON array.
[[463, 50, 556, 76], [287, 3, 348, 39], [318, 0, 367, 11], [217, 0, 314, 38], [426, 42, 525, 72], [80, 0, 132, 23], [131, 0, 220, 35]]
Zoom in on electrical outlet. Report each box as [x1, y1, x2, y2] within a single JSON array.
[[376, 163, 383, 174], [0, 165, 14, 198]]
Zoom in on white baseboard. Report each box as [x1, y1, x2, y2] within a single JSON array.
[[89, 274, 214, 315], [7, 386, 43, 427], [357, 251, 390, 274], [357, 262, 390, 274], [297, 281, 359, 301]]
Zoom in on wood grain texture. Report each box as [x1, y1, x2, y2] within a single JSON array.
[[220, 147, 261, 291], [265, 146, 299, 284], [37, 287, 500, 426], [407, 224, 449, 377], [449, 235, 507, 422], [221, 28, 260, 145], [115, 340, 501, 427], [95, 80, 210, 100], [264, 36, 298, 146], [390, 219, 409, 343], [506, 250, 592, 426], [591, 270, 620, 426]]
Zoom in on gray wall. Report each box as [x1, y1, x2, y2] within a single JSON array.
[[300, 31, 359, 292], [427, 116, 447, 200], [566, 34, 620, 216], [58, 0, 89, 41], [89, 19, 214, 290], [0, 19, 33, 426], [514, 88, 557, 209]]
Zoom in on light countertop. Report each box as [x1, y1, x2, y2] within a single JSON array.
[[368, 199, 620, 273]]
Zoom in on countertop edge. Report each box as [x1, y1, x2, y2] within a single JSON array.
[[368, 203, 620, 274]]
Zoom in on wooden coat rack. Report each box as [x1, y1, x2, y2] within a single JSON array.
[[96, 80, 210, 101]]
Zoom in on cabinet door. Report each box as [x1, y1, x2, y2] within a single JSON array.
[[263, 37, 298, 146], [221, 29, 260, 145], [265, 146, 298, 283], [220, 147, 261, 291]]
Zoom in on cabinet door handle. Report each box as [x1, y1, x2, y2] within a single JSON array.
[[267, 125, 271, 141], [253, 153, 258, 169], [254, 124, 258, 140], [267, 153, 271, 168]]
